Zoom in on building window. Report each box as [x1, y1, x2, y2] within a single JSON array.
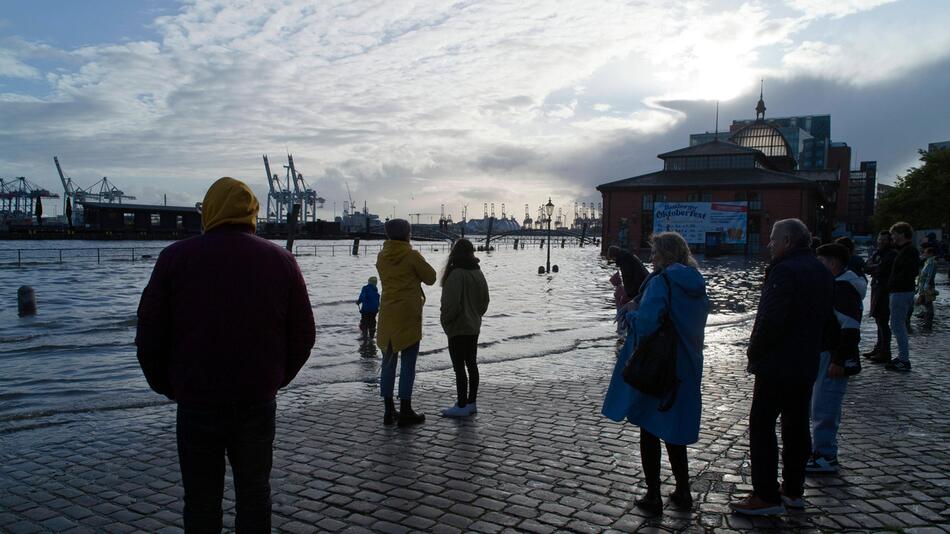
[[176, 216, 183, 229], [735, 192, 747, 201], [701, 191, 712, 202], [749, 192, 762, 210], [124, 213, 134, 227], [664, 158, 686, 171], [687, 192, 698, 202], [641, 193, 653, 211], [655, 193, 668, 203], [150, 213, 161, 226]]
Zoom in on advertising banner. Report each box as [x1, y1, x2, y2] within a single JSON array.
[[653, 202, 748, 244]]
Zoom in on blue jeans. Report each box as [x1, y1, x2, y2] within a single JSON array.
[[811, 351, 848, 460], [889, 292, 914, 363], [380, 342, 420, 399], [176, 399, 276, 533]]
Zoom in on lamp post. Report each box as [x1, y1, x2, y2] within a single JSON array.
[[545, 198, 554, 273]]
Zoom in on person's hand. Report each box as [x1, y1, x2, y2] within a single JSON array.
[[828, 362, 845, 378], [622, 300, 639, 313]]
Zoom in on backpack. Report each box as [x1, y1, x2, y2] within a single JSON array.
[[622, 272, 680, 411]]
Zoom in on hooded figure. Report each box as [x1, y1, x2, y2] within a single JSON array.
[[135, 176, 314, 531], [376, 238, 437, 352], [375, 219, 437, 426]]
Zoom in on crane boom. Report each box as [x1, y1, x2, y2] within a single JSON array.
[[345, 181, 355, 211], [263, 155, 277, 194], [54, 156, 73, 195]]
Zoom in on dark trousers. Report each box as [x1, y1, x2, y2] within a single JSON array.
[[874, 314, 892, 353], [448, 335, 479, 407], [176, 399, 276, 533], [639, 428, 688, 493], [749, 377, 812, 504], [359, 312, 377, 337]]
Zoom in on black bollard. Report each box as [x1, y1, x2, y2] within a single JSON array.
[[18, 286, 36, 317], [513, 238, 519, 249], [561, 239, 566, 248], [552, 265, 559, 273], [540, 239, 545, 249], [352, 238, 360, 256], [537, 266, 545, 275]]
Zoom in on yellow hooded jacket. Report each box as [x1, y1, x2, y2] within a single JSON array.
[[202, 177, 259, 232], [376, 240, 437, 352]]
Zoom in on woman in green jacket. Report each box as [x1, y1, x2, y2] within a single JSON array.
[[439, 239, 490, 417]]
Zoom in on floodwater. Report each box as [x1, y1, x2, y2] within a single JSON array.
[[2, 238, 942, 428]]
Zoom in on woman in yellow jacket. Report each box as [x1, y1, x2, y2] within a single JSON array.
[[376, 219, 437, 426]]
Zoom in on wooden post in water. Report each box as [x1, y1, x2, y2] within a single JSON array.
[[485, 217, 495, 251], [18, 286, 36, 316], [286, 204, 301, 253]]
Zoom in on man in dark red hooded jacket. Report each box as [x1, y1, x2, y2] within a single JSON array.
[[136, 177, 315, 532]]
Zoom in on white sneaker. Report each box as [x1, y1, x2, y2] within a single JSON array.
[[441, 404, 473, 418]]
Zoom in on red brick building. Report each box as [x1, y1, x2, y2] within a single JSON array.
[[597, 135, 838, 255]]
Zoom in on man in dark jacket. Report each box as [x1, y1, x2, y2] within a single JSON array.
[[885, 221, 920, 372], [731, 219, 834, 516], [136, 177, 316, 532], [607, 245, 649, 299], [864, 231, 897, 363]]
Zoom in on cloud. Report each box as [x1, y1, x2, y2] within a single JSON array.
[[786, 0, 898, 19], [0, 48, 40, 79], [1, 0, 949, 217]]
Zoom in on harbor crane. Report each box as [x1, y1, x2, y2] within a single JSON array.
[[0, 177, 59, 219], [523, 204, 532, 227], [54, 156, 134, 226], [263, 154, 325, 224]]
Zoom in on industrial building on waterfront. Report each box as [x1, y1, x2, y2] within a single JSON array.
[[598, 88, 879, 254]]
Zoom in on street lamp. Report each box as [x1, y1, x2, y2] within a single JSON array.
[[545, 198, 554, 273]]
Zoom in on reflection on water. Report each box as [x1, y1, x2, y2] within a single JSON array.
[[5, 239, 937, 423]]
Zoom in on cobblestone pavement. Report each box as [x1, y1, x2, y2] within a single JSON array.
[[1, 318, 949, 533]]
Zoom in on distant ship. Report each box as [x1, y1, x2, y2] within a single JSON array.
[[462, 216, 521, 234], [336, 201, 382, 234]]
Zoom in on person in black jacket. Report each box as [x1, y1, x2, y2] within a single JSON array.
[[885, 222, 920, 372], [834, 237, 866, 279], [808, 244, 866, 474], [731, 219, 835, 516], [607, 246, 650, 300], [864, 231, 897, 363]]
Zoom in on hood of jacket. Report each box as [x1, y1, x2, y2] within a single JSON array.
[[663, 263, 707, 299], [837, 269, 868, 300], [202, 177, 260, 232], [378, 239, 413, 265]]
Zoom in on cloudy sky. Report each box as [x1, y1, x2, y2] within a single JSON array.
[[2, 0, 949, 221]]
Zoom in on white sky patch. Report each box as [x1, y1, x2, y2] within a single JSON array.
[[592, 103, 611, 112], [0, 48, 40, 79], [786, 0, 898, 19]]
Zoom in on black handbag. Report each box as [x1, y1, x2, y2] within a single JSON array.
[[622, 272, 679, 412]]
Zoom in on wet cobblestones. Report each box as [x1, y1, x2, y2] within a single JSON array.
[[1, 320, 949, 533]]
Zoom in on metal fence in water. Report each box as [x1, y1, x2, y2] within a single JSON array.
[[0, 247, 168, 267], [1, 236, 594, 266]]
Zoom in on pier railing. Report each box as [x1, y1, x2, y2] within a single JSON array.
[[0, 247, 167, 267], [1, 237, 598, 266]]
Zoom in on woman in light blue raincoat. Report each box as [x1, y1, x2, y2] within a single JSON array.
[[602, 231, 709, 516]]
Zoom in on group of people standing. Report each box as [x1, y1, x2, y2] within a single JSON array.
[[601, 218, 931, 517], [134, 175, 939, 530], [863, 222, 939, 371], [368, 219, 490, 426]]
